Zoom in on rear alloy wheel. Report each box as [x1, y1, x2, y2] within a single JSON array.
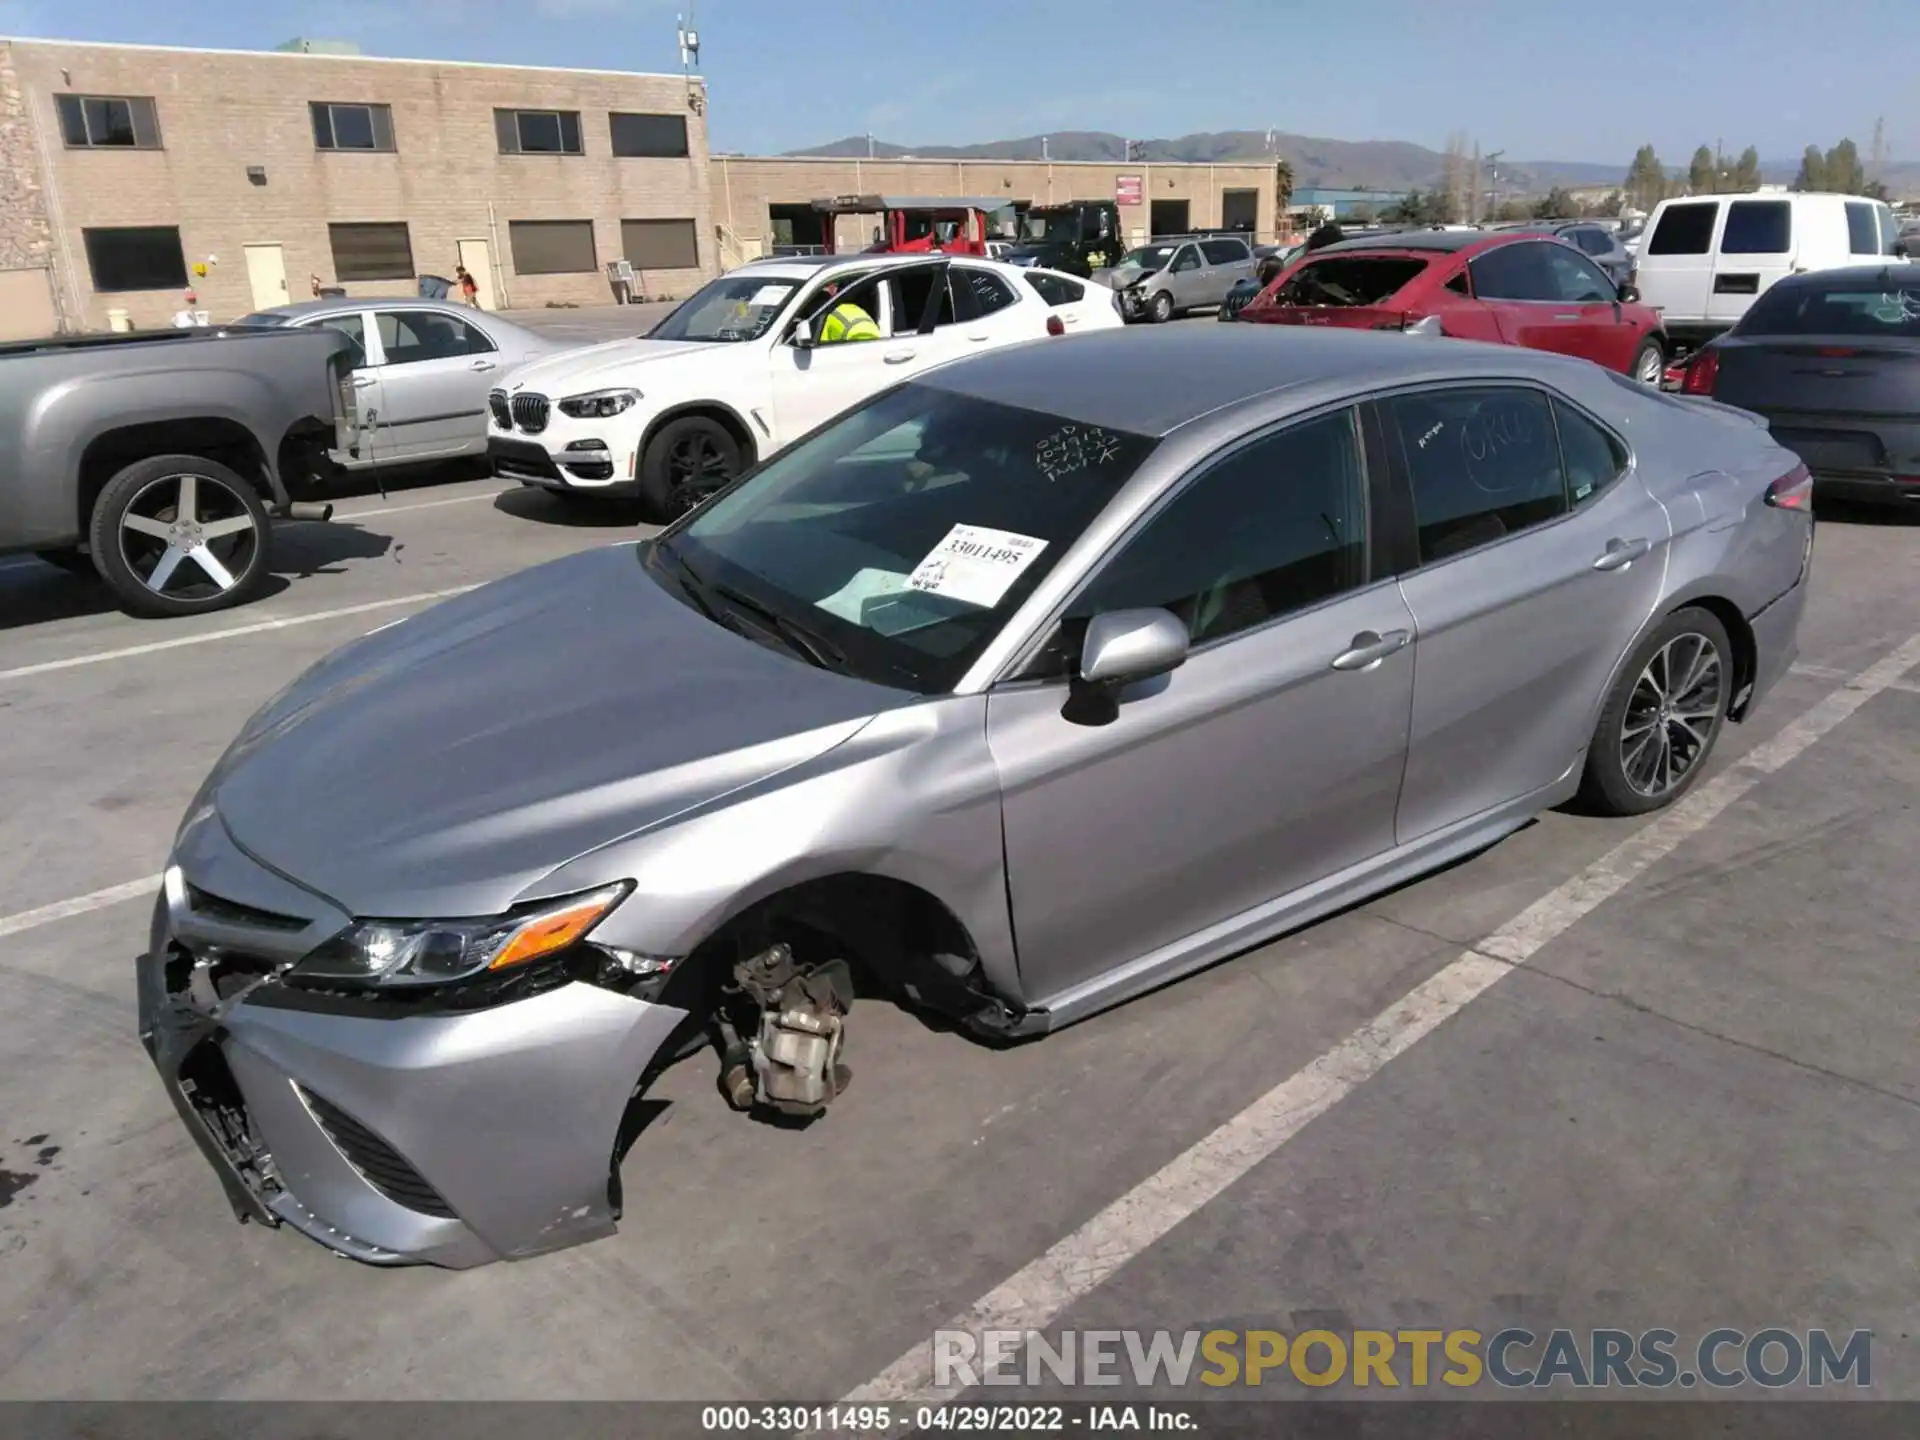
[[1150, 291, 1175, 324], [639, 416, 743, 521], [1630, 337, 1665, 386], [1579, 607, 1732, 816], [88, 454, 271, 619]]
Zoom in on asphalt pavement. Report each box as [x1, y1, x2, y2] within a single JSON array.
[[0, 341, 1916, 1411]]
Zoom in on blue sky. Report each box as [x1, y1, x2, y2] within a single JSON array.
[[4, 0, 1917, 165]]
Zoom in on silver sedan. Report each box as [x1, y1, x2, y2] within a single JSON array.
[[143, 326, 1811, 1268], [238, 299, 567, 469]]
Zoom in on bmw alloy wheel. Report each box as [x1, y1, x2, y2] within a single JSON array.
[[667, 432, 734, 515], [1619, 631, 1725, 797]]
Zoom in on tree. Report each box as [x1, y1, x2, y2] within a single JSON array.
[[1494, 198, 1533, 222], [1825, 138, 1865, 194], [1594, 190, 1624, 218], [1532, 186, 1577, 219], [1624, 145, 1667, 212], [1688, 145, 1716, 195], [1274, 159, 1295, 215], [1863, 179, 1891, 202], [1794, 145, 1828, 191], [1733, 146, 1761, 191]]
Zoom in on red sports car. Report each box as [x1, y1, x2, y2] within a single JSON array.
[[1239, 229, 1668, 384]]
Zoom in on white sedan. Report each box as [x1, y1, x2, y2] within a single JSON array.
[[488, 253, 1123, 517]]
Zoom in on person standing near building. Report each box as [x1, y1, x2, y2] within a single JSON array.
[[456, 265, 480, 306]]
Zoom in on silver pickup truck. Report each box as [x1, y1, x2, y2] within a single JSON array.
[[1, 326, 362, 618]]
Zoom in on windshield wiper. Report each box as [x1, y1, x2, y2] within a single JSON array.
[[708, 580, 850, 674]]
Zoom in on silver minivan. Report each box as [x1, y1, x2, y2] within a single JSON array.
[[1111, 235, 1256, 322]]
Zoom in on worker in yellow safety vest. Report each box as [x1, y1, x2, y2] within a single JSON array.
[[815, 281, 881, 344]]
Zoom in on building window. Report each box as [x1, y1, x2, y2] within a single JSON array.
[[609, 112, 689, 158], [620, 218, 699, 271], [509, 219, 597, 275], [83, 226, 188, 292], [495, 109, 583, 155], [311, 102, 396, 152], [55, 94, 161, 149], [329, 222, 415, 281]]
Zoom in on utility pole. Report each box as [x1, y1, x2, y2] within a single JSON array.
[[1485, 149, 1505, 218], [1042, 135, 1049, 162], [866, 132, 875, 159], [1871, 115, 1887, 185]]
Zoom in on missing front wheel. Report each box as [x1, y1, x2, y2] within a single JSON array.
[[715, 942, 854, 1120]]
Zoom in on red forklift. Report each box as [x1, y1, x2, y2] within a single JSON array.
[[810, 194, 1014, 257]]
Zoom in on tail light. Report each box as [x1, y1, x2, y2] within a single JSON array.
[[1682, 347, 1720, 395], [1764, 464, 1813, 512], [1046, 314, 1065, 337]]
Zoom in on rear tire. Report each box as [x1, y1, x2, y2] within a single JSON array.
[[1629, 336, 1665, 386], [638, 416, 743, 522], [88, 454, 271, 619], [1578, 606, 1732, 816]]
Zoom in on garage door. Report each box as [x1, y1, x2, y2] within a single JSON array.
[[0, 267, 59, 341]]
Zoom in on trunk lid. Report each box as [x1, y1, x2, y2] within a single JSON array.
[[1713, 336, 1920, 419]]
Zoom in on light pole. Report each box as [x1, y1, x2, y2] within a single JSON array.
[[1485, 149, 1505, 218]]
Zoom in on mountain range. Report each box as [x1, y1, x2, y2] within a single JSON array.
[[783, 129, 1919, 197]]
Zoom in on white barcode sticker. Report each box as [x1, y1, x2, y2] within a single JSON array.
[[906, 524, 1048, 609]]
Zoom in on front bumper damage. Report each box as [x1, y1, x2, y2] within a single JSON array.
[[137, 816, 685, 1268]]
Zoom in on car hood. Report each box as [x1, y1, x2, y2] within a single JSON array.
[[208, 545, 910, 919], [503, 337, 718, 396]]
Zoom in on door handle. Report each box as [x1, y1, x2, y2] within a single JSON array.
[[1553, 312, 1582, 321], [883, 350, 915, 365], [351, 374, 377, 389], [967, 331, 991, 343], [1330, 629, 1411, 672], [1592, 537, 1652, 571], [469, 359, 497, 371]]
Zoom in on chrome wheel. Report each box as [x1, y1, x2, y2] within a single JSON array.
[[1620, 631, 1725, 798], [1633, 343, 1665, 385], [117, 471, 261, 601]]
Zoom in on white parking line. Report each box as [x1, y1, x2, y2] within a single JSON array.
[[840, 628, 1920, 1410], [327, 488, 509, 521], [0, 586, 478, 683], [1790, 660, 1920, 697], [0, 875, 164, 940]]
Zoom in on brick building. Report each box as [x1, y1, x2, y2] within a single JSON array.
[[709, 154, 1286, 266], [0, 37, 714, 336]]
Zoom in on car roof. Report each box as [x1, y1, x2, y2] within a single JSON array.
[[918, 324, 1590, 437], [1765, 262, 1919, 290], [734, 253, 996, 282], [257, 297, 522, 321], [1311, 229, 1501, 256]]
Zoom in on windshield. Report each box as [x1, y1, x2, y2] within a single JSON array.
[[647, 384, 1159, 694], [1273, 256, 1430, 307], [1119, 244, 1178, 272], [1741, 280, 1920, 337], [648, 274, 803, 342], [1023, 211, 1082, 244]]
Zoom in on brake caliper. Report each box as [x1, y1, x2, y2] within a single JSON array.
[[718, 943, 854, 1119]]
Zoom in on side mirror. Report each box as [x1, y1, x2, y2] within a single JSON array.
[[1403, 314, 1445, 338], [1617, 282, 1641, 304], [1080, 608, 1189, 687], [1895, 240, 1910, 259]]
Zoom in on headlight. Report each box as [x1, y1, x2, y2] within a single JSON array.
[[288, 883, 631, 989], [558, 388, 641, 419]]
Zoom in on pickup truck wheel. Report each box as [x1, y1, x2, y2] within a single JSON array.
[[89, 454, 271, 619], [639, 417, 742, 521], [33, 547, 96, 577]]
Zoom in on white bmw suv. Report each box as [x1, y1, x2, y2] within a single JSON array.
[[488, 253, 1123, 517]]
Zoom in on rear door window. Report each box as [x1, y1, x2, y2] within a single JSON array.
[[887, 268, 956, 334], [1382, 387, 1567, 562], [1719, 201, 1791, 255], [1647, 202, 1719, 256], [1023, 272, 1086, 307], [1200, 238, 1250, 266], [1469, 242, 1557, 301], [1845, 202, 1880, 256], [1553, 400, 1630, 506], [951, 266, 1019, 321], [1273, 256, 1429, 307]]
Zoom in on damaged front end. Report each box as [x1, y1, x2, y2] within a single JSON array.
[[138, 825, 691, 1269]]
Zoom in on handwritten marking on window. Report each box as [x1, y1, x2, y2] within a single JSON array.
[[1035, 424, 1126, 482]]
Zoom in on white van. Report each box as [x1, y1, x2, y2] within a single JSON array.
[[1635, 191, 1904, 353]]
